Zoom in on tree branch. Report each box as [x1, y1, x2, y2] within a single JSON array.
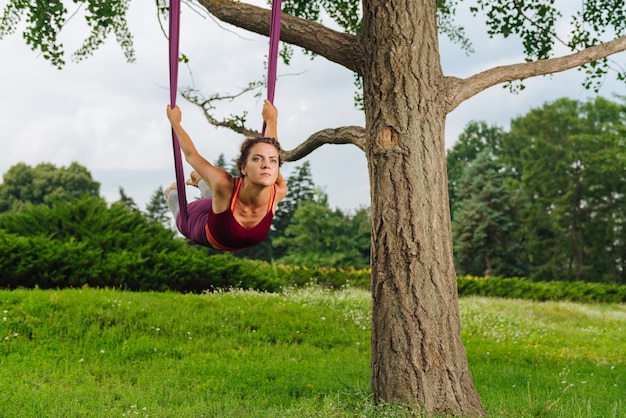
[[198, 0, 362, 73], [446, 35, 626, 112], [181, 84, 263, 138], [183, 81, 365, 162], [282, 126, 366, 162]]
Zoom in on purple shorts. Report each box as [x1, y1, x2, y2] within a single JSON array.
[[176, 198, 212, 247]]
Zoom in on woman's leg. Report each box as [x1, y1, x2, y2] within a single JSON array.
[[197, 179, 212, 198], [164, 183, 179, 217], [187, 170, 212, 198], [164, 181, 212, 247]]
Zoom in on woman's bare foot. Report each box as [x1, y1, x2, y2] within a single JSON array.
[[186, 171, 202, 187], [164, 182, 177, 198]]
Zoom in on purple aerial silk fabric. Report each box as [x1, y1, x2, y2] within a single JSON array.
[[168, 0, 282, 238]]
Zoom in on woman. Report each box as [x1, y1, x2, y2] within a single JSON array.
[[165, 99, 287, 251]]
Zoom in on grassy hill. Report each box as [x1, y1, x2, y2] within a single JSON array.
[[0, 286, 624, 417]]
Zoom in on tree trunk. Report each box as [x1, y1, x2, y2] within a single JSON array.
[[361, 1, 485, 415]]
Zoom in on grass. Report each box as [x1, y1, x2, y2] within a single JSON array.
[[460, 298, 625, 417], [0, 285, 624, 417]]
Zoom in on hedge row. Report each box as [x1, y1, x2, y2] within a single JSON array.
[[0, 231, 281, 293], [1, 228, 624, 302], [456, 275, 626, 304]]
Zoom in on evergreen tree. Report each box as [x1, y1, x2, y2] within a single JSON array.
[[214, 153, 238, 176], [275, 189, 370, 268], [452, 151, 527, 277], [270, 161, 316, 259], [145, 186, 171, 228], [446, 121, 505, 213], [214, 153, 228, 170], [0, 195, 180, 258], [115, 187, 139, 212]]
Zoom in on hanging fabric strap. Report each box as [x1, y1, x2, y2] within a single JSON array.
[[168, 0, 189, 232], [168, 0, 282, 234], [262, 0, 282, 136]]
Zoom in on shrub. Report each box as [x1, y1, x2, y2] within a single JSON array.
[[456, 275, 626, 303], [274, 265, 371, 289], [1, 197, 624, 302]]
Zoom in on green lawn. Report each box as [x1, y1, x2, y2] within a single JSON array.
[[0, 286, 624, 417]]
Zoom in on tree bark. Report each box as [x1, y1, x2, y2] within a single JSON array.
[[361, 0, 485, 414]]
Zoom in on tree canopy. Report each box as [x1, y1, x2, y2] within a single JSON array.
[[508, 96, 626, 283], [449, 95, 626, 284], [0, 161, 100, 212], [0, 0, 135, 69]]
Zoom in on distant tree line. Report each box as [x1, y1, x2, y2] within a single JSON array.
[[448, 96, 626, 284], [1, 96, 624, 284]]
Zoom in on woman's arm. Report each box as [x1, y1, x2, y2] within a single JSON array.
[[262, 99, 278, 141], [166, 105, 232, 195], [261, 100, 288, 205], [274, 172, 288, 207]]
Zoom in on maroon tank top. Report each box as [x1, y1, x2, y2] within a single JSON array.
[[205, 177, 275, 251]]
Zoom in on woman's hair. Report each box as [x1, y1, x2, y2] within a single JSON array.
[[236, 137, 283, 176]]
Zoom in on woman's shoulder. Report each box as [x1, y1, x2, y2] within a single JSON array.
[[274, 174, 287, 203], [270, 182, 287, 214], [212, 173, 237, 198]]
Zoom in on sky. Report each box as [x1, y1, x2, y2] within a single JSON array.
[[1, 1, 624, 212]]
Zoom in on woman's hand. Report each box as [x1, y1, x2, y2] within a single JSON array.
[[166, 105, 182, 126], [262, 99, 278, 125]]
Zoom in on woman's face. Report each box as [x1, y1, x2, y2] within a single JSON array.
[[241, 142, 280, 185]]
